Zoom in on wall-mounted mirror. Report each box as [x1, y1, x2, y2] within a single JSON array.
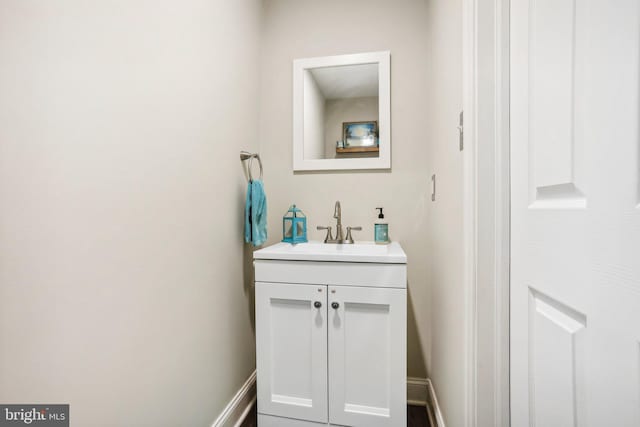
[[293, 51, 391, 171]]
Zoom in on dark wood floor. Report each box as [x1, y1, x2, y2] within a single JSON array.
[[240, 404, 430, 427]]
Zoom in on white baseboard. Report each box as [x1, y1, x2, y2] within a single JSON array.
[[211, 370, 257, 427], [426, 378, 446, 427], [407, 377, 428, 406], [213, 372, 440, 427]]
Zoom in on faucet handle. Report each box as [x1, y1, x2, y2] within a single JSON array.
[[317, 226, 334, 243], [345, 226, 362, 244]]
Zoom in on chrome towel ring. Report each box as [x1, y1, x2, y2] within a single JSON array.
[[240, 151, 263, 182]]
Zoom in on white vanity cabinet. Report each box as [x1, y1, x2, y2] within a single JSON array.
[[254, 242, 407, 427]]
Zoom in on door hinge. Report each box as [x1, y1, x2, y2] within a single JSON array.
[[458, 110, 464, 151]]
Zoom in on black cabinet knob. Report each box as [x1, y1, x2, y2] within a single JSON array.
[[331, 302, 340, 309], [314, 301, 322, 308]]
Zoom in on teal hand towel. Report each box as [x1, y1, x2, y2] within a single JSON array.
[[244, 179, 267, 247]]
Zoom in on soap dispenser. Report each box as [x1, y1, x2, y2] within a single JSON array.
[[374, 207, 390, 244]]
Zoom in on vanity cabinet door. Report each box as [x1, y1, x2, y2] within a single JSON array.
[[327, 285, 406, 427], [255, 282, 328, 424]]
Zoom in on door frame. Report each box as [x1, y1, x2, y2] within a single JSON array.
[[462, 0, 511, 425]]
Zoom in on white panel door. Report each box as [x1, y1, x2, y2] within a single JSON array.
[[511, 0, 640, 426], [327, 285, 406, 427], [255, 282, 328, 423]]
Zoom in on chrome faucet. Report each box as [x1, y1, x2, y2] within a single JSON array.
[[317, 201, 361, 244], [333, 201, 344, 242]]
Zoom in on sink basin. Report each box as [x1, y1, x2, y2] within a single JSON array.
[[253, 241, 407, 264]]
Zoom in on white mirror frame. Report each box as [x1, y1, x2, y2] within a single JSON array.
[[292, 51, 391, 171]]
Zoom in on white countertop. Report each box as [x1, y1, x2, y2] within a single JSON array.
[[253, 241, 407, 264]]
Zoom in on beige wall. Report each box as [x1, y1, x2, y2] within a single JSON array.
[[260, 0, 430, 378], [0, 1, 261, 426], [424, 0, 466, 425]]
